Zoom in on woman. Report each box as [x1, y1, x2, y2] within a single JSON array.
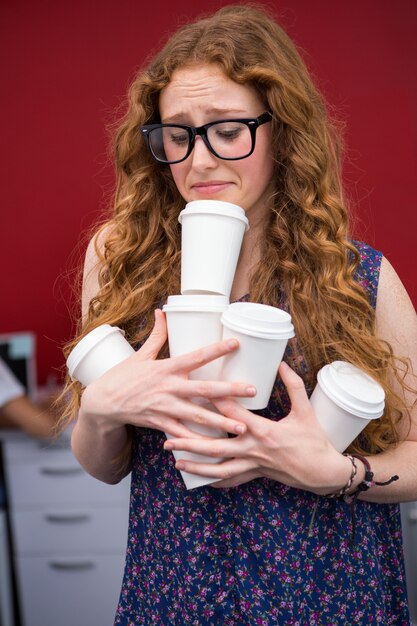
[[63, 5, 416, 624]]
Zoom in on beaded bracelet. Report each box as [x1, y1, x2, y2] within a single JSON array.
[[325, 453, 399, 501], [324, 454, 399, 545], [343, 454, 399, 505]]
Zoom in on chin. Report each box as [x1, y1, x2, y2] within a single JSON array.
[[190, 193, 243, 207]]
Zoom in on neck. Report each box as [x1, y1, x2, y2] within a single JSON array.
[[230, 215, 265, 302]]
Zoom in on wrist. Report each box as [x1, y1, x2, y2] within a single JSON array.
[[77, 405, 125, 438], [312, 453, 348, 496], [344, 454, 399, 502], [345, 455, 366, 495], [315, 453, 365, 498], [79, 382, 127, 433], [322, 453, 399, 501]]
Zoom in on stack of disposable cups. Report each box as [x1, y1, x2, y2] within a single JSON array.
[[162, 294, 230, 488], [66, 200, 297, 490], [163, 200, 249, 488], [163, 200, 296, 489]]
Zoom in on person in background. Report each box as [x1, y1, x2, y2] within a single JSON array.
[[0, 357, 56, 439], [61, 4, 416, 625]]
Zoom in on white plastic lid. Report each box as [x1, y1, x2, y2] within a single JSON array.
[[178, 200, 249, 231], [66, 324, 124, 376], [221, 302, 295, 339], [317, 361, 385, 419], [163, 294, 229, 313]]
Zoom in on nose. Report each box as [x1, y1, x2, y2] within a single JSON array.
[[189, 136, 218, 170]]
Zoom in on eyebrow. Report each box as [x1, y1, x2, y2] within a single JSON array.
[[162, 108, 248, 124]]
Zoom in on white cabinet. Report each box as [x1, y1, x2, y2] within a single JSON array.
[[14, 554, 125, 626], [2, 433, 130, 626], [401, 502, 417, 625], [0, 509, 14, 626]]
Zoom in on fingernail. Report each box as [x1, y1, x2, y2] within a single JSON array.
[[246, 386, 257, 396], [164, 442, 174, 450], [227, 339, 238, 349], [235, 424, 246, 434], [176, 461, 185, 470]]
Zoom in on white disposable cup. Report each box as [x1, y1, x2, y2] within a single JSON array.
[[66, 324, 135, 386], [163, 295, 229, 489], [166, 399, 225, 490], [310, 361, 385, 452], [219, 302, 295, 409], [178, 200, 249, 297], [163, 294, 229, 380]]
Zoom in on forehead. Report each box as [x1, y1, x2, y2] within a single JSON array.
[[159, 64, 263, 121]]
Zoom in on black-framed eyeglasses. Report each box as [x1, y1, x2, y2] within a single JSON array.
[[140, 112, 272, 164]]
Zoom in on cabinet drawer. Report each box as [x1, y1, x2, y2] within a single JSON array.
[[3, 434, 73, 464], [6, 462, 130, 508], [11, 504, 129, 555], [15, 552, 125, 626]]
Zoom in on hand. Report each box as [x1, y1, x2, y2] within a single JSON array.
[[79, 310, 256, 439], [163, 361, 352, 493]]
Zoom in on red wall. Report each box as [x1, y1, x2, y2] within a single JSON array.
[[1, 0, 416, 385]]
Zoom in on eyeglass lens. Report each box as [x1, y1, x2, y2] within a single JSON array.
[[149, 121, 253, 162]]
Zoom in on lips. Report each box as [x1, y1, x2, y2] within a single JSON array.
[[191, 181, 232, 195]]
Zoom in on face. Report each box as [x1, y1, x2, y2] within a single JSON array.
[[158, 64, 274, 222]]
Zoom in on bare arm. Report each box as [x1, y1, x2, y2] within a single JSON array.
[[356, 256, 417, 502], [71, 309, 169, 485], [71, 232, 134, 484], [0, 356, 56, 439], [0, 395, 56, 439]]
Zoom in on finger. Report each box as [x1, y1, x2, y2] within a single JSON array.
[[176, 379, 257, 401], [164, 434, 248, 458], [212, 397, 260, 427], [137, 310, 167, 361], [151, 416, 206, 440], [278, 361, 311, 414], [171, 398, 248, 436], [149, 397, 247, 436], [174, 457, 255, 479], [145, 414, 210, 439], [168, 338, 240, 374], [211, 468, 260, 488]]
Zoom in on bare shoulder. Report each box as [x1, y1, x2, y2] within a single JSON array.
[[377, 257, 417, 439], [82, 225, 113, 320], [376, 256, 417, 350]]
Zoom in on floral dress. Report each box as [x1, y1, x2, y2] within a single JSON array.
[[114, 242, 410, 625]]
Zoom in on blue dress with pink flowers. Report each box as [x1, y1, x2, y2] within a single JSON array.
[[114, 242, 410, 626]]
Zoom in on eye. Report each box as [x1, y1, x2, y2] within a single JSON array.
[[167, 129, 189, 145], [213, 123, 245, 141]]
